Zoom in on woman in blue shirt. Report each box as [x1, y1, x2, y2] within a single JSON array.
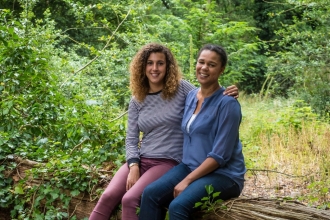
[[139, 44, 246, 220]]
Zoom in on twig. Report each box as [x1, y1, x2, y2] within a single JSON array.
[[16, 167, 23, 180], [19, 124, 49, 137], [220, 198, 241, 220], [0, 157, 8, 166], [109, 110, 128, 122], [61, 27, 110, 34], [28, 175, 44, 218], [5, 161, 23, 178], [69, 138, 89, 155], [62, 8, 131, 83], [98, 170, 113, 173], [59, 8, 131, 88], [247, 168, 307, 178], [69, 192, 85, 218]]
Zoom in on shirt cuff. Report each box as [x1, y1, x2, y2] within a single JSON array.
[[127, 158, 140, 168]]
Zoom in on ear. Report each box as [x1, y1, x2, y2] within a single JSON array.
[[219, 66, 225, 75]]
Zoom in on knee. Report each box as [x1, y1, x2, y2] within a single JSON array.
[[98, 190, 115, 203], [141, 183, 159, 202], [140, 184, 159, 205], [168, 199, 180, 212], [144, 183, 159, 196], [122, 191, 140, 208], [168, 200, 190, 218]]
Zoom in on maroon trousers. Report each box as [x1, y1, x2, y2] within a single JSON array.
[[89, 157, 178, 220]]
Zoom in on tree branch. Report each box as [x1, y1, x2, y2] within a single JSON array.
[[247, 168, 306, 178], [60, 8, 131, 88], [73, 9, 132, 75]]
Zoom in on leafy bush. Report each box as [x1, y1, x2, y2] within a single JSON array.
[[276, 100, 319, 131], [0, 8, 127, 219]]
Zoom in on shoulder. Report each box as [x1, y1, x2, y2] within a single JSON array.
[[219, 95, 241, 113], [180, 79, 196, 90], [214, 89, 240, 107], [129, 96, 144, 109], [186, 88, 198, 100]]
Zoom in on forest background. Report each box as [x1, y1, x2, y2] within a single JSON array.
[[0, 0, 329, 219]]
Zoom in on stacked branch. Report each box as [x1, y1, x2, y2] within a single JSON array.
[[197, 198, 330, 220]]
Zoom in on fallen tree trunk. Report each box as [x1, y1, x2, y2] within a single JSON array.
[[193, 197, 330, 220], [2, 156, 330, 220]]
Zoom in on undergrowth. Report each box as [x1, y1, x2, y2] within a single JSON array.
[[240, 94, 330, 209]]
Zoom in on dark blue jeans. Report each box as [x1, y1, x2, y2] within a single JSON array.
[[139, 163, 240, 220]]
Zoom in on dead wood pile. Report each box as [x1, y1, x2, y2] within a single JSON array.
[[2, 157, 330, 220]]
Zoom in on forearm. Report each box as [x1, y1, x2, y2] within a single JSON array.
[[184, 157, 219, 184]]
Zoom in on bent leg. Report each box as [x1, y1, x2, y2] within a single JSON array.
[[139, 163, 191, 220], [122, 158, 178, 220], [168, 173, 240, 220], [89, 164, 129, 220]]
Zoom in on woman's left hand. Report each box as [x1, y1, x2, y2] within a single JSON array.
[[223, 85, 239, 99], [173, 180, 190, 198]]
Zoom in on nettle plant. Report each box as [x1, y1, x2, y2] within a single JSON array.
[[194, 185, 226, 215]]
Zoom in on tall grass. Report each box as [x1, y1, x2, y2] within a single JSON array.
[[239, 94, 330, 208]]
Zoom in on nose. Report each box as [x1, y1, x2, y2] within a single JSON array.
[[201, 64, 208, 70], [152, 63, 158, 70]]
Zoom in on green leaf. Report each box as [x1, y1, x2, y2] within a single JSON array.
[[14, 185, 24, 194], [70, 189, 80, 197], [212, 191, 220, 198], [201, 197, 208, 201], [50, 192, 59, 200], [205, 185, 214, 195]]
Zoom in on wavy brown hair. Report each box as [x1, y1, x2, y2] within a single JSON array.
[[129, 43, 182, 102]]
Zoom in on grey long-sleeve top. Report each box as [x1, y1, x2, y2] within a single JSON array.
[[125, 80, 195, 165]]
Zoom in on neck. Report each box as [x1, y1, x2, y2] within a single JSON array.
[[199, 83, 221, 98], [149, 84, 163, 93]]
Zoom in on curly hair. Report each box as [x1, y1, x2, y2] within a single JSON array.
[[129, 43, 182, 102]]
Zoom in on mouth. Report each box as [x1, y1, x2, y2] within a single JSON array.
[[149, 73, 161, 78], [199, 73, 209, 78]]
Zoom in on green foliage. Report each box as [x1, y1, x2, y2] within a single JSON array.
[[305, 179, 330, 209], [1, 0, 330, 218], [276, 100, 318, 131], [194, 185, 225, 215], [264, 1, 330, 114], [0, 7, 127, 219]]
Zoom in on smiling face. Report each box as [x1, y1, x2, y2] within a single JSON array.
[[196, 50, 225, 86], [145, 52, 167, 91]]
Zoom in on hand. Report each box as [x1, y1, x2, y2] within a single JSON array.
[[126, 166, 140, 191], [223, 85, 239, 99], [173, 180, 190, 198]]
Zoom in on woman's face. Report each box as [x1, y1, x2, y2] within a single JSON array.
[[145, 52, 167, 89], [196, 50, 224, 86]]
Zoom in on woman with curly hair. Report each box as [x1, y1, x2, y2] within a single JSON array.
[[89, 43, 238, 220]]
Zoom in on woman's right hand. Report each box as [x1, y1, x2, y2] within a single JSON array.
[[126, 166, 140, 191]]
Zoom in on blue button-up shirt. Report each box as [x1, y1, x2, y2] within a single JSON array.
[[181, 87, 246, 192]]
